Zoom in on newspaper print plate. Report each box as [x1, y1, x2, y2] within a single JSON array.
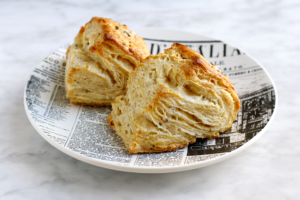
[[24, 28, 277, 173]]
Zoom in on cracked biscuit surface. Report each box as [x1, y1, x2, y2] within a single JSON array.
[[65, 17, 150, 106], [108, 43, 241, 153]]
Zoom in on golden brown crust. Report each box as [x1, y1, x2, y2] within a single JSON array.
[[70, 98, 112, 107], [66, 45, 71, 60], [108, 43, 240, 153], [128, 143, 193, 154], [165, 43, 241, 124], [65, 17, 150, 106], [84, 17, 149, 62], [168, 43, 241, 113]]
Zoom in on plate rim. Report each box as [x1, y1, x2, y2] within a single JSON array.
[[24, 28, 278, 173]]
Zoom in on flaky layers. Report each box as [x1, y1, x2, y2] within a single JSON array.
[[108, 43, 241, 153], [65, 17, 150, 106]]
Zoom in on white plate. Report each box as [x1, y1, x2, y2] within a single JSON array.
[[24, 28, 277, 173]]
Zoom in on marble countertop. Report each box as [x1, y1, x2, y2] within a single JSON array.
[[1, 0, 299, 199]]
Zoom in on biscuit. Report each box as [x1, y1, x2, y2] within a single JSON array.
[[65, 17, 150, 106], [108, 43, 241, 153]]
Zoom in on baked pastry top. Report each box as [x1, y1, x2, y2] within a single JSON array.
[[65, 17, 150, 106], [108, 43, 241, 153]]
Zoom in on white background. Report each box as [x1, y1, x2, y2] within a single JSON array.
[[0, 0, 299, 199]]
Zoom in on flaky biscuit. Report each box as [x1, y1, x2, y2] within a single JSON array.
[[65, 17, 150, 106], [108, 43, 241, 153]]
